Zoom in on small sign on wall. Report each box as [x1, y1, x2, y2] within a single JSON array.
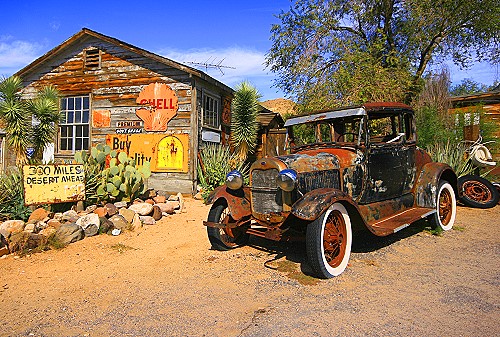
[[23, 164, 85, 205]]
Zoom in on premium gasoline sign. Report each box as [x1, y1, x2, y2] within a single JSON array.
[[23, 164, 85, 205]]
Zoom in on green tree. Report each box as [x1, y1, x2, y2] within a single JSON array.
[[231, 81, 261, 160], [0, 76, 61, 166], [266, 0, 500, 108], [450, 79, 490, 96]]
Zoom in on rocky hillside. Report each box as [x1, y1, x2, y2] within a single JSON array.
[[260, 98, 297, 116]]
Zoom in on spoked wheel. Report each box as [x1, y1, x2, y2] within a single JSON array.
[[458, 175, 499, 209], [207, 201, 249, 251], [306, 203, 352, 278], [429, 180, 456, 231]]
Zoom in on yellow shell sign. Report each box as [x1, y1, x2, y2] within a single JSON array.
[[23, 164, 85, 205]]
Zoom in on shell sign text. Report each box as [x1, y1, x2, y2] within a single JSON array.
[[136, 83, 178, 131]]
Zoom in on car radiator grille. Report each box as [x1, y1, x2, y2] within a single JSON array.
[[251, 168, 282, 214], [297, 170, 340, 194]]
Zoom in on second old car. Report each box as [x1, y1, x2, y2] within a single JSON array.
[[204, 102, 458, 278]]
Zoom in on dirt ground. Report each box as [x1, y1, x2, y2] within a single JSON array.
[[0, 198, 498, 337]]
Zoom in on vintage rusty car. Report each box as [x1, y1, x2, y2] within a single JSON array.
[[204, 102, 457, 278]]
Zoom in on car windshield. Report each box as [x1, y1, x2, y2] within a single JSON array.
[[288, 116, 364, 147]]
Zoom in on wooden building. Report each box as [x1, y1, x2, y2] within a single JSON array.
[[8, 28, 235, 193], [449, 86, 500, 161]]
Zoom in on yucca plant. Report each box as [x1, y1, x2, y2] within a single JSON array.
[[426, 140, 475, 177], [197, 144, 249, 200], [0, 76, 30, 166], [0, 76, 61, 166], [231, 81, 261, 161]]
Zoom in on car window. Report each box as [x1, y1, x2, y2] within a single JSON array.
[[368, 114, 403, 144]]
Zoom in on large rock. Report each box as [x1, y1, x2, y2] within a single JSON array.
[[131, 214, 142, 231], [128, 203, 154, 216], [151, 205, 162, 221], [39, 226, 57, 238], [93, 207, 107, 218], [119, 208, 136, 223], [104, 203, 118, 216], [153, 195, 166, 204], [140, 216, 156, 225], [9, 232, 47, 252], [108, 214, 130, 230], [47, 219, 62, 230], [99, 217, 114, 234], [54, 223, 84, 245], [114, 201, 128, 209], [24, 223, 36, 233], [76, 213, 100, 237], [61, 210, 79, 223], [155, 202, 177, 214], [0, 220, 26, 238], [27, 208, 50, 224]]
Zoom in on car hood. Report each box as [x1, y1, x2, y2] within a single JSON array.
[[276, 152, 340, 172]]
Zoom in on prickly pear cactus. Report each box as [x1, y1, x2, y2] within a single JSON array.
[[74, 144, 151, 204]]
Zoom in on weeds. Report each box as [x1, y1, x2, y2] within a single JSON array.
[[110, 243, 136, 254]]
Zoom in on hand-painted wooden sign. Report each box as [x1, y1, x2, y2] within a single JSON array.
[[23, 164, 85, 205], [106, 133, 189, 172], [136, 83, 178, 131]]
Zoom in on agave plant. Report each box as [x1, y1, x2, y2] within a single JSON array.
[[231, 81, 261, 161], [426, 140, 475, 177], [197, 143, 249, 199]]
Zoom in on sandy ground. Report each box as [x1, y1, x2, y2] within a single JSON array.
[[0, 198, 498, 337]]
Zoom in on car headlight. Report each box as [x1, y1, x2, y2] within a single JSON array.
[[226, 170, 244, 190], [277, 169, 297, 192]]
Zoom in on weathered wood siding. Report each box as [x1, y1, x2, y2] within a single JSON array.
[[20, 36, 199, 193]]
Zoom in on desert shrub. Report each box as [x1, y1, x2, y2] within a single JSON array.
[[197, 144, 249, 200], [0, 168, 32, 221]]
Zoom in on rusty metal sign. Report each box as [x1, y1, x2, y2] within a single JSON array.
[[23, 164, 85, 205], [106, 133, 189, 172], [136, 83, 178, 131]]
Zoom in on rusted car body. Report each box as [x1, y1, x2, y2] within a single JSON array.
[[204, 102, 458, 278]]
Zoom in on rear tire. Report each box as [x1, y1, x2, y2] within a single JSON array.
[[207, 201, 249, 251], [306, 203, 352, 278], [429, 181, 456, 231], [458, 175, 499, 209]]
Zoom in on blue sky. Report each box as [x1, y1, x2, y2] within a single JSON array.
[[1, 0, 498, 101]]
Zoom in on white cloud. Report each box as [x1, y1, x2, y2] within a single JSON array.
[[0, 38, 43, 76], [157, 46, 284, 100]]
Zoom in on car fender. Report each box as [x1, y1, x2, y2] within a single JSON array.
[[205, 185, 252, 220], [414, 162, 457, 208], [291, 188, 359, 221]]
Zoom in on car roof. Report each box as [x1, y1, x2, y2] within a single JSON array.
[[284, 102, 413, 127]]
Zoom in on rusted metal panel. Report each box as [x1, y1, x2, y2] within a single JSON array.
[[415, 162, 456, 208], [205, 186, 252, 221], [23, 164, 85, 205], [291, 188, 355, 221]]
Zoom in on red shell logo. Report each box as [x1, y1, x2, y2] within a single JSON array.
[[136, 83, 178, 131]]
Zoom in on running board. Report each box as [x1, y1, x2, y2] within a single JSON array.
[[369, 207, 435, 236]]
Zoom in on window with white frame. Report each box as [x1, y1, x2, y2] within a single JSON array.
[[203, 94, 220, 129], [59, 96, 90, 152]]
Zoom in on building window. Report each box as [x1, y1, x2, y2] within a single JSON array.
[[84, 49, 101, 70], [59, 96, 90, 152], [203, 94, 220, 129]]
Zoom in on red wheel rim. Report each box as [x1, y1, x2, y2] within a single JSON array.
[[439, 187, 453, 225], [323, 210, 347, 268], [462, 180, 493, 203]]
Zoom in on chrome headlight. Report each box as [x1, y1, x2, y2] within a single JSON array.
[[277, 169, 297, 192], [226, 170, 243, 190]]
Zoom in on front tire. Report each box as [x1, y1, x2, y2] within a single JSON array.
[[429, 181, 456, 231], [207, 201, 249, 251], [306, 203, 352, 279]]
